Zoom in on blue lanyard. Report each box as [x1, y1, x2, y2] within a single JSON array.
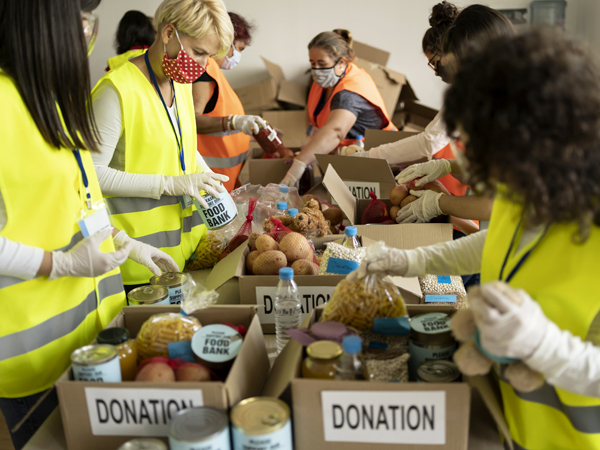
[[72, 150, 92, 210], [144, 52, 186, 173], [498, 214, 548, 282]]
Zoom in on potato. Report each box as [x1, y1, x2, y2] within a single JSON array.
[[323, 207, 344, 226], [246, 250, 261, 274], [389, 205, 400, 219], [253, 250, 288, 275], [135, 362, 175, 382], [400, 195, 418, 208], [279, 232, 313, 262], [248, 232, 261, 249], [175, 363, 211, 382], [292, 259, 319, 275], [390, 185, 409, 206], [255, 234, 278, 252]]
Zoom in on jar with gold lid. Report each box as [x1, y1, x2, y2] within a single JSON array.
[[302, 340, 342, 379]]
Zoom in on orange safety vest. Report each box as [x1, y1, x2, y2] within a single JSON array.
[[307, 62, 396, 148], [196, 57, 251, 192]]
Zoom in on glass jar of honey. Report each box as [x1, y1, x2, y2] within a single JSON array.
[[302, 340, 342, 379], [96, 327, 138, 381]]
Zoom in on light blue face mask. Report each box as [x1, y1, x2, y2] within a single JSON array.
[[221, 45, 242, 70]]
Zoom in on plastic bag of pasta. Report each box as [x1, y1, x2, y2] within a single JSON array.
[[185, 231, 227, 271], [322, 272, 408, 330]]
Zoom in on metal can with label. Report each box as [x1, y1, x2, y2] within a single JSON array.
[[127, 285, 170, 306], [117, 438, 168, 450], [71, 344, 122, 382], [191, 324, 243, 371], [169, 407, 231, 450], [149, 272, 189, 305], [417, 360, 461, 383], [195, 190, 238, 230], [408, 312, 457, 381], [231, 397, 292, 450]]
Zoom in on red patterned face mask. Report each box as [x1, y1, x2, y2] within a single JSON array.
[[161, 29, 205, 83]]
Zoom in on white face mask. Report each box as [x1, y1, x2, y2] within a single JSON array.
[[311, 60, 344, 88], [221, 45, 241, 70]]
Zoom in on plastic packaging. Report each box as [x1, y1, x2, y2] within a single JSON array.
[[340, 226, 360, 249], [275, 268, 302, 353], [318, 242, 365, 276], [218, 198, 258, 261], [180, 277, 219, 315], [288, 208, 298, 218], [361, 191, 390, 224], [335, 336, 369, 380], [276, 202, 287, 214], [258, 183, 303, 210], [419, 274, 467, 309], [136, 313, 202, 362]]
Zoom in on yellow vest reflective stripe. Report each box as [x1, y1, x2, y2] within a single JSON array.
[[0, 72, 126, 398], [93, 62, 206, 285], [481, 189, 600, 450], [107, 48, 147, 70]]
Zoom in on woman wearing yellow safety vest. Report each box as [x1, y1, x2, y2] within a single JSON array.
[[354, 29, 600, 450], [0, 0, 177, 448], [91, 0, 233, 290], [106, 10, 156, 71]]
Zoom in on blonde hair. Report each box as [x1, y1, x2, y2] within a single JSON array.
[[308, 29, 355, 62], [155, 0, 234, 58]]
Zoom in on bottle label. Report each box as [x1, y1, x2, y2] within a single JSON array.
[[73, 356, 122, 382]]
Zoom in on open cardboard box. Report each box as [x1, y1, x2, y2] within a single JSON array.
[[393, 100, 439, 132], [262, 110, 309, 149], [262, 305, 512, 450], [364, 129, 419, 151], [56, 305, 269, 450], [245, 147, 314, 189]]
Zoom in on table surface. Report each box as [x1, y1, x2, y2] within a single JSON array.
[[23, 336, 503, 450]]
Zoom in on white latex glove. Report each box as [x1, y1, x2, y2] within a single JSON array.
[[395, 159, 452, 186], [396, 190, 444, 224], [49, 229, 131, 280], [347, 241, 408, 281], [280, 159, 307, 187], [113, 230, 179, 277], [231, 115, 267, 136], [470, 282, 548, 360], [339, 145, 367, 157], [162, 172, 229, 209]]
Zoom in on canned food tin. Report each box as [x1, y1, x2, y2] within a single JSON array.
[[117, 438, 168, 450], [191, 324, 243, 371], [169, 407, 230, 450], [231, 397, 292, 450], [149, 272, 189, 305], [195, 190, 238, 230], [417, 360, 461, 383], [71, 344, 122, 382], [128, 285, 170, 306]]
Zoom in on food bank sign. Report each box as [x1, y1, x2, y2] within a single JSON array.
[[321, 391, 445, 444]]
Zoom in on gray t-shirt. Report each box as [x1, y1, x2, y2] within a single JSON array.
[[330, 90, 387, 139]]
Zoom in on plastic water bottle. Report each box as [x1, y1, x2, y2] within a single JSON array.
[[278, 185, 290, 204], [274, 268, 302, 353], [276, 201, 287, 215], [335, 336, 367, 380], [288, 208, 298, 218], [341, 226, 360, 248], [355, 135, 365, 149]]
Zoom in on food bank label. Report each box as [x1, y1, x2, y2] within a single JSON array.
[[321, 391, 445, 444], [255, 286, 335, 324], [84, 388, 203, 436]]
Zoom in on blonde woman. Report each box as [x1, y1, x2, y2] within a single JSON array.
[[91, 0, 234, 290]]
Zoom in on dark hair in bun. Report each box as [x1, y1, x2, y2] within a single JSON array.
[[308, 29, 355, 62], [422, 1, 459, 55]]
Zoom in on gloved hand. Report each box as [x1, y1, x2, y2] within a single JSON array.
[[470, 282, 548, 360], [49, 229, 131, 280], [339, 145, 367, 157], [162, 172, 229, 209], [395, 159, 452, 186], [232, 115, 267, 136], [280, 159, 307, 187], [113, 230, 179, 277], [395, 190, 444, 223], [347, 241, 409, 281]]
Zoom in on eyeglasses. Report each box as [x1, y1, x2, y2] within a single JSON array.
[[81, 11, 99, 56], [427, 54, 438, 70]]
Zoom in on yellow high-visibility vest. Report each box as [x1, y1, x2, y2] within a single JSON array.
[[107, 48, 147, 71], [0, 71, 126, 398], [93, 62, 207, 285], [481, 189, 600, 450]]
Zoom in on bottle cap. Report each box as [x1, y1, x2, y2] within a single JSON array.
[[355, 135, 364, 140], [344, 226, 357, 237], [288, 208, 298, 217], [277, 202, 287, 210], [279, 185, 289, 193], [342, 335, 362, 354], [279, 267, 294, 280], [96, 327, 129, 345]]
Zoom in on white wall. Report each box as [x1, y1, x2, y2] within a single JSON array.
[[90, 0, 584, 110]]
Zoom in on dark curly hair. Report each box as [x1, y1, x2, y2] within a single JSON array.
[[229, 12, 254, 45], [422, 2, 459, 55], [444, 29, 600, 240]]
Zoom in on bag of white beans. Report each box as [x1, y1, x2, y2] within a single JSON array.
[[419, 274, 467, 309], [318, 242, 365, 276]]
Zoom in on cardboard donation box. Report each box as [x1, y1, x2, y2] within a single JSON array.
[[393, 100, 439, 132], [263, 306, 471, 450], [56, 305, 269, 450], [245, 147, 314, 188], [364, 128, 419, 151], [262, 110, 309, 149]]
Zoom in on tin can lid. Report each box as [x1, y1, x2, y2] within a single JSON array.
[[410, 312, 453, 344], [306, 340, 342, 360], [191, 324, 243, 364], [149, 272, 187, 288], [71, 344, 118, 366], [417, 360, 461, 383], [96, 327, 129, 345], [169, 407, 228, 443], [128, 285, 170, 304], [231, 397, 290, 435], [117, 438, 168, 450]]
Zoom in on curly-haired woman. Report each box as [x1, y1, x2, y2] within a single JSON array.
[[354, 29, 600, 449]]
